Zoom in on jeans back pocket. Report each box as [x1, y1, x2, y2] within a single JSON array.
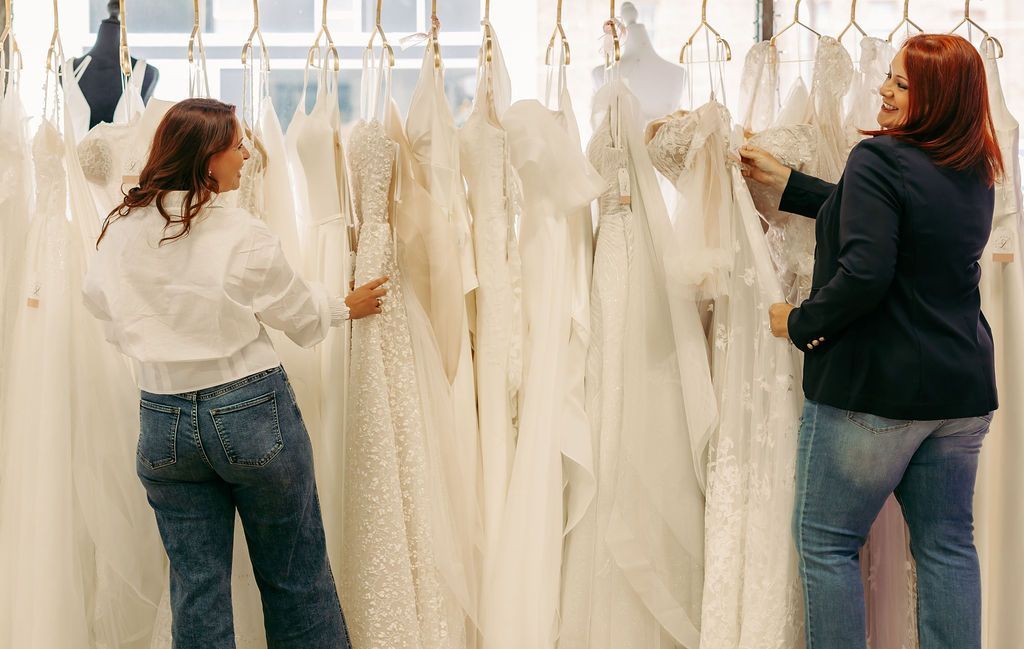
[[847, 410, 913, 435], [139, 400, 181, 469], [209, 391, 284, 467]]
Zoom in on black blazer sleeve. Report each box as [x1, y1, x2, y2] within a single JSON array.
[[779, 169, 836, 218], [787, 140, 904, 351]]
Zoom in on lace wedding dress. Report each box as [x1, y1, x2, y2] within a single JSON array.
[[649, 99, 804, 649], [975, 39, 1024, 649], [741, 37, 852, 304]]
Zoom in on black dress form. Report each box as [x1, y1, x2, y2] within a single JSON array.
[[71, 0, 159, 129]]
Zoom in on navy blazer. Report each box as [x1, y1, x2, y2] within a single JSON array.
[[781, 135, 997, 420]]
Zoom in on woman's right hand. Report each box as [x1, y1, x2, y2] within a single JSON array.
[[346, 276, 389, 320], [739, 145, 793, 194]]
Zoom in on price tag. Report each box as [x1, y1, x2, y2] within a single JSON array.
[[991, 225, 1016, 264], [617, 167, 631, 206]]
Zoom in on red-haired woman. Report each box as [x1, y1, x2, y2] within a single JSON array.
[[741, 34, 1002, 649], [83, 98, 384, 649]]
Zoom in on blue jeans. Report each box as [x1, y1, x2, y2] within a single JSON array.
[[793, 400, 990, 649], [137, 366, 349, 649]]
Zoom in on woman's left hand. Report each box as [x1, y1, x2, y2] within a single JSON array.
[[769, 303, 795, 339]]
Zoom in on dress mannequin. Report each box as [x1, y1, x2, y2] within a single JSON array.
[[592, 3, 685, 125], [70, 0, 158, 129]]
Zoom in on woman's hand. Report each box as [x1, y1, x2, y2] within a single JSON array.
[[769, 303, 795, 339], [346, 276, 389, 320], [740, 145, 793, 194]]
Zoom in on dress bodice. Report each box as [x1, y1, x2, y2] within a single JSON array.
[[586, 124, 630, 224], [845, 37, 895, 144], [349, 120, 397, 229], [76, 122, 134, 187], [460, 111, 508, 221], [237, 133, 267, 217], [33, 121, 68, 218], [646, 111, 698, 184]]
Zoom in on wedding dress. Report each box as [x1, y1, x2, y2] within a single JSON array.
[[651, 99, 804, 649], [459, 30, 522, 617], [0, 68, 31, 420], [0, 64, 163, 649], [975, 38, 1024, 649], [338, 48, 459, 649], [404, 42, 483, 645], [0, 104, 92, 649], [844, 38, 895, 147], [290, 58, 352, 585], [484, 84, 603, 649], [558, 77, 711, 649]]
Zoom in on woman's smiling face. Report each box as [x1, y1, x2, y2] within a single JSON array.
[[878, 48, 911, 130]]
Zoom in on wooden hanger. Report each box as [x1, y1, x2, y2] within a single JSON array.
[[44, 0, 63, 73], [429, 0, 441, 69], [1, 0, 24, 80], [837, 0, 868, 45], [308, 0, 340, 71], [544, 0, 571, 66], [118, 0, 132, 77], [770, 0, 821, 47], [366, 0, 395, 67], [241, 0, 270, 68], [887, 0, 924, 43], [679, 0, 732, 64], [950, 0, 1004, 59]]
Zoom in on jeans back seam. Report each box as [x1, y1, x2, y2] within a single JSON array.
[[797, 403, 819, 649]]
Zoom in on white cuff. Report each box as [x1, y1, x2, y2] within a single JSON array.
[[329, 297, 350, 326]]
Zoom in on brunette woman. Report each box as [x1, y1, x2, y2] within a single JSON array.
[[741, 35, 1002, 649], [83, 98, 383, 649]]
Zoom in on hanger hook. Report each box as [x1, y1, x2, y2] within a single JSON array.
[[118, 0, 132, 77], [545, 0, 571, 66]]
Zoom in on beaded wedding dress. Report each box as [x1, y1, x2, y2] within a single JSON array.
[[975, 38, 1024, 649], [337, 48, 459, 649], [647, 98, 803, 649]]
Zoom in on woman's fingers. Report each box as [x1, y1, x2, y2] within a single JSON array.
[[362, 276, 389, 290]]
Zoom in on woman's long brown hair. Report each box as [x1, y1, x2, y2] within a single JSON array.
[[96, 98, 238, 247]]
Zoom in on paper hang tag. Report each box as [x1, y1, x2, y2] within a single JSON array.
[[617, 167, 631, 206], [26, 285, 40, 309], [990, 225, 1016, 264]]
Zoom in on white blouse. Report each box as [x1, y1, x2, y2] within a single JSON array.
[[83, 192, 347, 394]]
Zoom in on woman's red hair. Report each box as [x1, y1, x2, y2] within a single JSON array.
[[865, 34, 1003, 186], [97, 98, 238, 247]]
